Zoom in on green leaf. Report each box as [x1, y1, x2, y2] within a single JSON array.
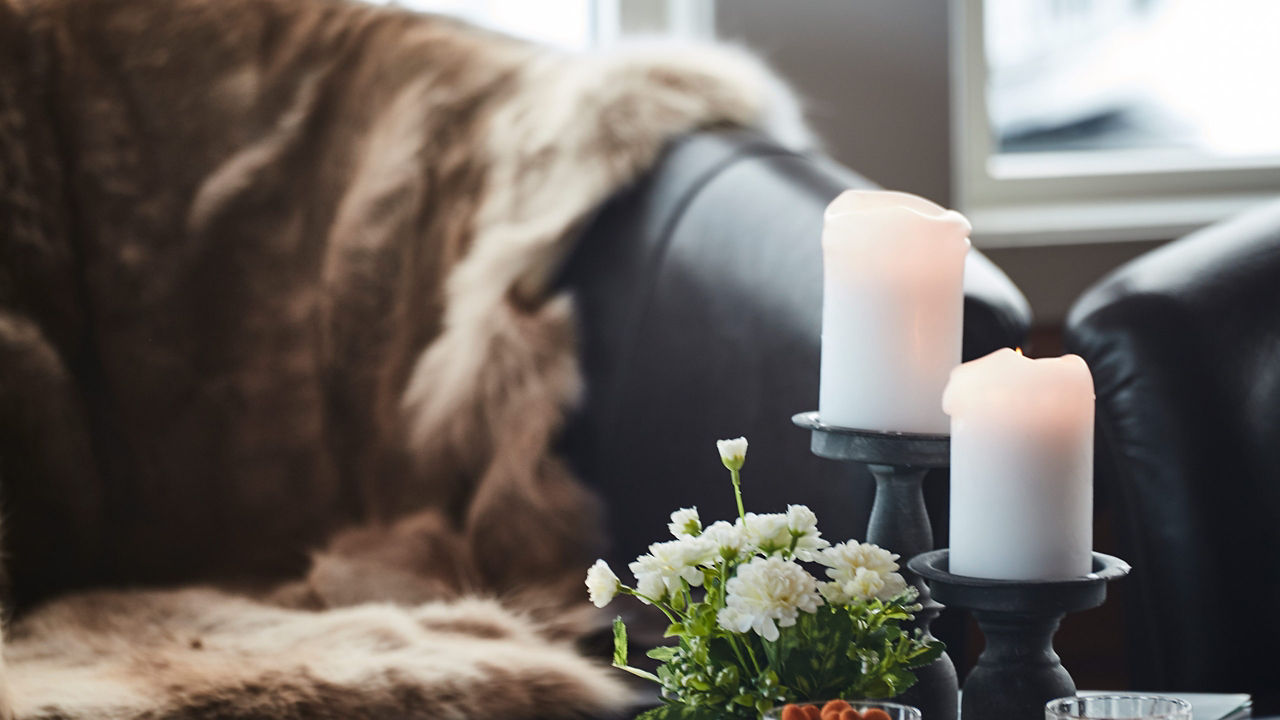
[[635, 705, 724, 720], [686, 607, 714, 636], [881, 667, 918, 696], [688, 674, 712, 691], [714, 664, 740, 689], [613, 617, 628, 667], [663, 622, 687, 638], [907, 640, 945, 668], [646, 645, 680, 662]]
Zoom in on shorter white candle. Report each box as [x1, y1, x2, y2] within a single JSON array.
[[943, 348, 1095, 580], [819, 190, 970, 434]]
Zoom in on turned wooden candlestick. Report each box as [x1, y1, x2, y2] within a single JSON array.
[[792, 412, 956, 720], [909, 549, 1131, 720]]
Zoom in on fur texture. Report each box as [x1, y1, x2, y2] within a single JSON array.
[[6, 590, 632, 720], [0, 0, 804, 716]]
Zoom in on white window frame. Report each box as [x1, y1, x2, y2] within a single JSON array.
[[951, 0, 1280, 248], [596, 0, 715, 45], [363, 0, 712, 51]]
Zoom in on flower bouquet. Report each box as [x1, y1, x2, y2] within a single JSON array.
[[585, 437, 943, 720]]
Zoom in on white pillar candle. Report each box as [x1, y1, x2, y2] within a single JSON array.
[[943, 348, 1095, 580], [819, 190, 971, 433]]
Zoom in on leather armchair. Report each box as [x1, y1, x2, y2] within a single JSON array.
[[558, 129, 1031, 592], [1065, 198, 1280, 712]]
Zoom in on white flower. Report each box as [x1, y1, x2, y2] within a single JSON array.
[[785, 504, 830, 561], [668, 507, 702, 538], [717, 436, 749, 471], [716, 556, 823, 641], [818, 580, 852, 605], [785, 504, 819, 535], [815, 541, 910, 603], [817, 541, 900, 584], [585, 559, 620, 608], [738, 509, 830, 560], [701, 520, 748, 561], [739, 512, 791, 554], [876, 571, 910, 600], [629, 553, 669, 602], [821, 567, 910, 603], [847, 566, 887, 599], [714, 606, 755, 636], [628, 536, 716, 603]]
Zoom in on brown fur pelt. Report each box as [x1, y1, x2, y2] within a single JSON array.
[[5, 588, 636, 719], [0, 0, 805, 716]]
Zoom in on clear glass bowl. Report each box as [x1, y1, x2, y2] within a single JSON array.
[[1046, 695, 1193, 720], [762, 699, 922, 720]]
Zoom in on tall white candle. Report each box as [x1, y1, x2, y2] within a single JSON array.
[[819, 190, 970, 433], [943, 348, 1095, 580]]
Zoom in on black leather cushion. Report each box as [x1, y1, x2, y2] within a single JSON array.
[[557, 129, 1031, 577], [1065, 198, 1280, 711]]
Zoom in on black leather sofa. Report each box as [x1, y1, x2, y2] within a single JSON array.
[[557, 131, 1031, 643], [1065, 198, 1280, 712]]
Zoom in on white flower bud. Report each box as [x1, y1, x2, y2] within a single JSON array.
[[716, 436, 749, 471], [785, 504, 830, 561], [702, 520, 747, 561], [668, 507, 702, 538], [584, 559, 620, 608], [739, 512, 791, 554]]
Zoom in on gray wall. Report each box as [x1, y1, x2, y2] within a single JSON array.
[[717, 0, 953, 204], [982, 241, 1164, 323], [716, 0, 1168, 326]]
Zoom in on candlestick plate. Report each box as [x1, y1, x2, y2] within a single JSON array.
[[790, 411, 949, 467], [909, 549, 1131, 720], [908, 549, 1131, 613]]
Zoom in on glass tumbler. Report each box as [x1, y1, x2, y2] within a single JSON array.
[[1046, 695, 1193, 720]]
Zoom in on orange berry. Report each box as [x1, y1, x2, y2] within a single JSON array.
[[781, 705, 807, 720], [839, 709, 864, 720], [861, 710, 892, 720], [802, 705, 823, 720], [823, 700, 853, 714]]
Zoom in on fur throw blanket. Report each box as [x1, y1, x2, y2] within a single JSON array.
[[0, 0, 804, 717]]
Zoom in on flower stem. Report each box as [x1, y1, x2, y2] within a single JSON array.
[[743, 638, 763, 675], [716, 560, 728, 610], [727, 635, 752, 672], [623, 588, 679, 624], [730, 468, 745, 521], [615, 664, 662, 683]]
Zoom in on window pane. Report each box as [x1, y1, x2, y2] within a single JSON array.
[[986, 0, 1280, 159]]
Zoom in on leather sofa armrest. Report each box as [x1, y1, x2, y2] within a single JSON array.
[[1065, 197, 1280, 707]]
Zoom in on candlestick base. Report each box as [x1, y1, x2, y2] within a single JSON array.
[[791, 412, 956, 720], [791, 412, 949, 467], [908, 549, 1131, 720]]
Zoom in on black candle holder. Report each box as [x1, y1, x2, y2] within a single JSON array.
[[791, 411, 956, 720], [909, 549, 1131, 720]]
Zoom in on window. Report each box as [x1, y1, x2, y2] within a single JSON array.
[[360, 0, 713, 51], [954, 0, 1280, 246], [361, 0, 595, 50]]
